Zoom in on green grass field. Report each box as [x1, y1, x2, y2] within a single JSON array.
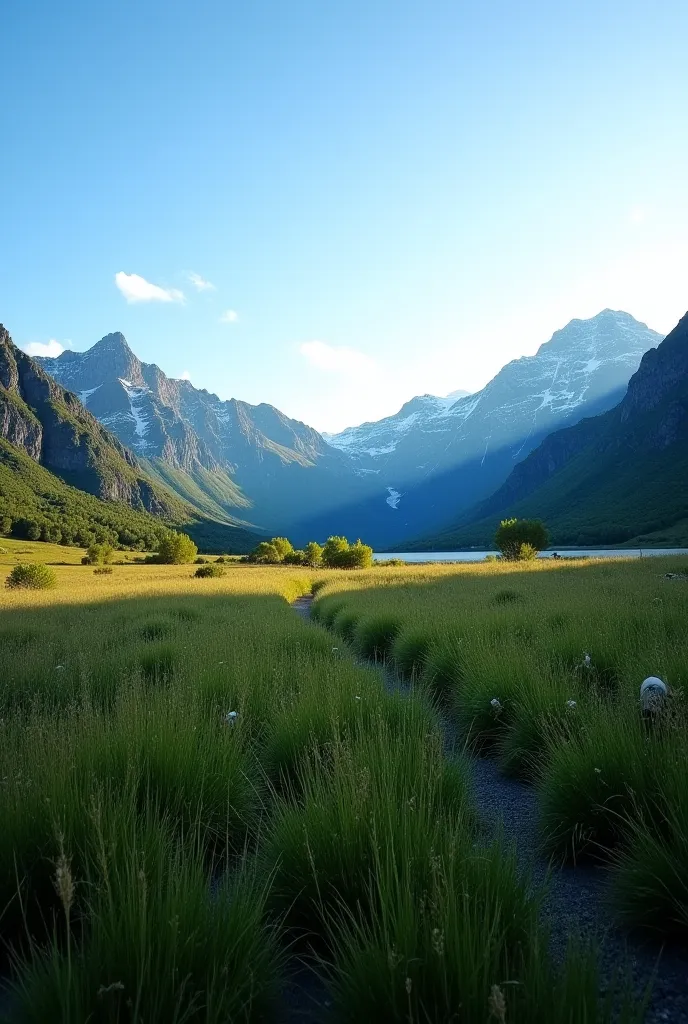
[[1, 548, 683, 1020]]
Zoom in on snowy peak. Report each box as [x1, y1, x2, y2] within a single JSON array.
[[323, 310, 663, 529]]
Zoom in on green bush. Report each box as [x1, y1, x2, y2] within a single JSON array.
[[194, 563, 225, 578], [156, 531, 198, 565], [5, 563, 57, 590], [82, 542, 115, 565], [93, 567, 114, 576], [495, 518, 549, 560]]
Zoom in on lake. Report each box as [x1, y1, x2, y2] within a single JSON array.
[[374, 549, 687, 563]]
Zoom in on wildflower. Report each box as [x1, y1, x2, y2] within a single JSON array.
[[225, 710, 238, 725], [354, 695, 361, 701], [55, 665, 65, 671], [582, 653, 592, 669], [332, 647, 339, 652], [488, 983, 507, 1022], [566, 699, 577, 709], [405, 977, 413, 995], [490, 698, 502, 708], [594, 767, 601, 774]]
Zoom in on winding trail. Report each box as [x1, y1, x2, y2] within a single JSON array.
[[292, 594, 688, 1024]]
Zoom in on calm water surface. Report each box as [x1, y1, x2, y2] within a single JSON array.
[[374, 549, 687, 563]]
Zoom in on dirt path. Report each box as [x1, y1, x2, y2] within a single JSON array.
[[292, 593, 688, 1024]]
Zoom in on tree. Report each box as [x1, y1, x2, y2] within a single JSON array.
[[156, 530, 198, 565], [0, 516, 11, 536], [283, 549, 306, 565], [494, 519, 549, 561], [346, 539, 374, 569], [303, 541, 323, 567], [250, 541, 281, 564], [270, 537, 294, 561], [322, 536, 350, 568], [83, 542, 115, 565]]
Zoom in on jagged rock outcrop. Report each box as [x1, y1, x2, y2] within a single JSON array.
[[426, 311, 688, 547], [0, 325, 177, 514]]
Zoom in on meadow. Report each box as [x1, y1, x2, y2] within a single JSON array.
[[313, 554, 688, 938], [0, 543, 683, 1021]]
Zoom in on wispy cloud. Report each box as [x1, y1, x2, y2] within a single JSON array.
[[115, 272, 185, 304], [179, 370, 192, 381], [219, 309, 239, 323], [187, 271, 216, 292], [23, 339, 66, 358], [299, 340, 375, 374]]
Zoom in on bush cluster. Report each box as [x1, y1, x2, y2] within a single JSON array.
[[5, 563, 57, 590], [194, 563, 225, 578], [246, 535, 373, 569], [145, 531, 199, 565], [495, 518, 549, 560]]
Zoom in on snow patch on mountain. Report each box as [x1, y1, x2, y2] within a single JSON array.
[[386, 487, 401, 509]]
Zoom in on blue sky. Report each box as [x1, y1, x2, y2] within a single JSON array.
[[2, 0, 687, 432]]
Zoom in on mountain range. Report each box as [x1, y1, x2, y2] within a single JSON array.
[[0, 326, 260, 552], [305, 309, 662, 547], [1, 307, 680, 552], [424, 310, 688, 549], [37, 333, 368, 537]]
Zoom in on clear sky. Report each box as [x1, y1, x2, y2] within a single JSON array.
[[2, 1, 687, 432]]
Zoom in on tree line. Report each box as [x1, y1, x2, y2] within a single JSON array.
[[246, 535, 374, 569]]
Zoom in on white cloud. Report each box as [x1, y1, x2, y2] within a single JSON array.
[[187, 271, 215, 292], [115, 272, 185, 304], [299, 340, 375, 374], [179, 370, 192, 381], [219, 309, 239, 323], [23, 339, 65, 358]]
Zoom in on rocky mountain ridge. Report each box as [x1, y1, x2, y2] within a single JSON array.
[[38, 333, 369, 534], [423, 310, 688, 548], [305, 310, 662, 547], [0, 325, 173, 514]]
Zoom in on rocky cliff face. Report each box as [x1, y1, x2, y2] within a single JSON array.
[[0, 325, 176, 514], [437, 310, 688, 545], [38, 332, 369, 533]]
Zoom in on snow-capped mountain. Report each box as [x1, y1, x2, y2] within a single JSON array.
[[299, 310, 662, 547], [37, 333, 369, 534]]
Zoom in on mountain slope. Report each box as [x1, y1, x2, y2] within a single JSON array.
[[423, 310, 688, 548], [0, 325, 178, 515], [1, 325, 261, 552], [38, 333, 370, 535], [303, 310, 661, 547]]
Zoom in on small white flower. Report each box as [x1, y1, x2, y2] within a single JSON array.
[[55, 665, 65, 671], [225, 711, 238, 725], [490, 698, 501, 708], [332, 647, 339, 652], [566, 699, 577, 709], [582, 653, 592, 669], [594, 767, 601, 774], [354, 695, 361, 701]]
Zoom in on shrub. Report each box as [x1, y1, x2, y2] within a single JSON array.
[[283, 549, 306, 565], [303, 541, 323, 567], [93, 567, 114, 576], [156, 530, 198, 565], [322, 536, 373, 569], [194, 563, 225, 578], [321, 536, 350, 568], [194, 556, 208, 564], [495, 518, 549, 560], [82, 542, 115, 565], [5, 563, 57, 590]]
